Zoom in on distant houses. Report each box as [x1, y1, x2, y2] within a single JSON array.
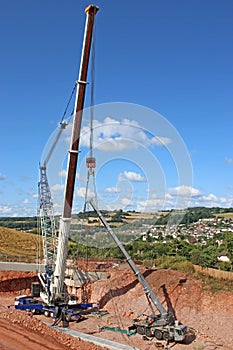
[[217, 251, 231, 263], [140, 217, 233, 248]]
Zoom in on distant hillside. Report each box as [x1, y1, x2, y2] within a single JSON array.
[[0, 217, 38, 231], [1, 207, 233, 232], [156, 207, 233, 226], [0, 227, 43, 262]]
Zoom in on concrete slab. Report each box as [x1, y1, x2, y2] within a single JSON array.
[[0, 261, 45, 272], [50, 324, 141, 350]]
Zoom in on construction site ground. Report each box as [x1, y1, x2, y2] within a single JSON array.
[[0, 264, 233, 350]]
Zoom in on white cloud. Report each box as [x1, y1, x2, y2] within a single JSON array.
[[121, 197, 132, 207], [119, 171, 146, 182], [59, 169, 67, 177], [151, 136, 172, 146], [51, 183, 64, 191], [168, 185, 201, 198], [22, 199, 29, 204], [0, 200, 39, 217], [58, 169, 79, 179], [192, 194, 233, 208], [0, 173, 6, 180], [81, 117, 172, 152], [137, 198, 166, 212], [225, 157, 233, 164], [134, 190, 233, 212], [0, 205, 12, 214], [165, 193, 173, 200], [76, 187, 87, 198], [201, 193, 218, 202], [104, 187, 120, 193], [97, 139, 136, 152], [219, 197, 229, 204]]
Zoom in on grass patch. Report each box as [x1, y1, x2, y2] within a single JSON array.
[[154, 256, 195, 273], [214, 212, 233, 218], [195, 272, 233, 292], [0, 226, 43, 262], [193, 344, 204, 350]]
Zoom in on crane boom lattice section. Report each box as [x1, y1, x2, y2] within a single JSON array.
[[39, 166, 58, 269]]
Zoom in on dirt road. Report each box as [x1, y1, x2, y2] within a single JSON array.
[[0, 306, 107, 350]]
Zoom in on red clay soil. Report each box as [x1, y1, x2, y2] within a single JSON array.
[[0, 270, 107, 350], [0, 270, 37, 295], [0, 308, 107, 350], [87, 265, 233, 349], [1, 266, 233, 350]]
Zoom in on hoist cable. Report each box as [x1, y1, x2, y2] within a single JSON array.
[[89, 24, 96, 158], [60, 82, 77, 125], [42, 83, 77, 167], [84, 20, 98, 213]]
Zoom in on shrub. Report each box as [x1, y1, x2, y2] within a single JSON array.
[[154, 256, 195, 273]]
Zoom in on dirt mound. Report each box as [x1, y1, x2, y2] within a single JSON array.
[[0, 308, 107, 350], [0, 270, 38, 295], [1, 265, 233, 349], [89, 264, 233, 348]]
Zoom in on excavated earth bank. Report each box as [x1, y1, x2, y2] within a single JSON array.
[[1, 265, 233, 350]]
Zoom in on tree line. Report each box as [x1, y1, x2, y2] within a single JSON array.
[[68, 230, 233, 272]]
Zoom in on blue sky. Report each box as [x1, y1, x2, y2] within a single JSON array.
[[0, 0, 232, 217]]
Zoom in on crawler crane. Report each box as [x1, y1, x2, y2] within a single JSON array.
[[15, 6, 99, 319]]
